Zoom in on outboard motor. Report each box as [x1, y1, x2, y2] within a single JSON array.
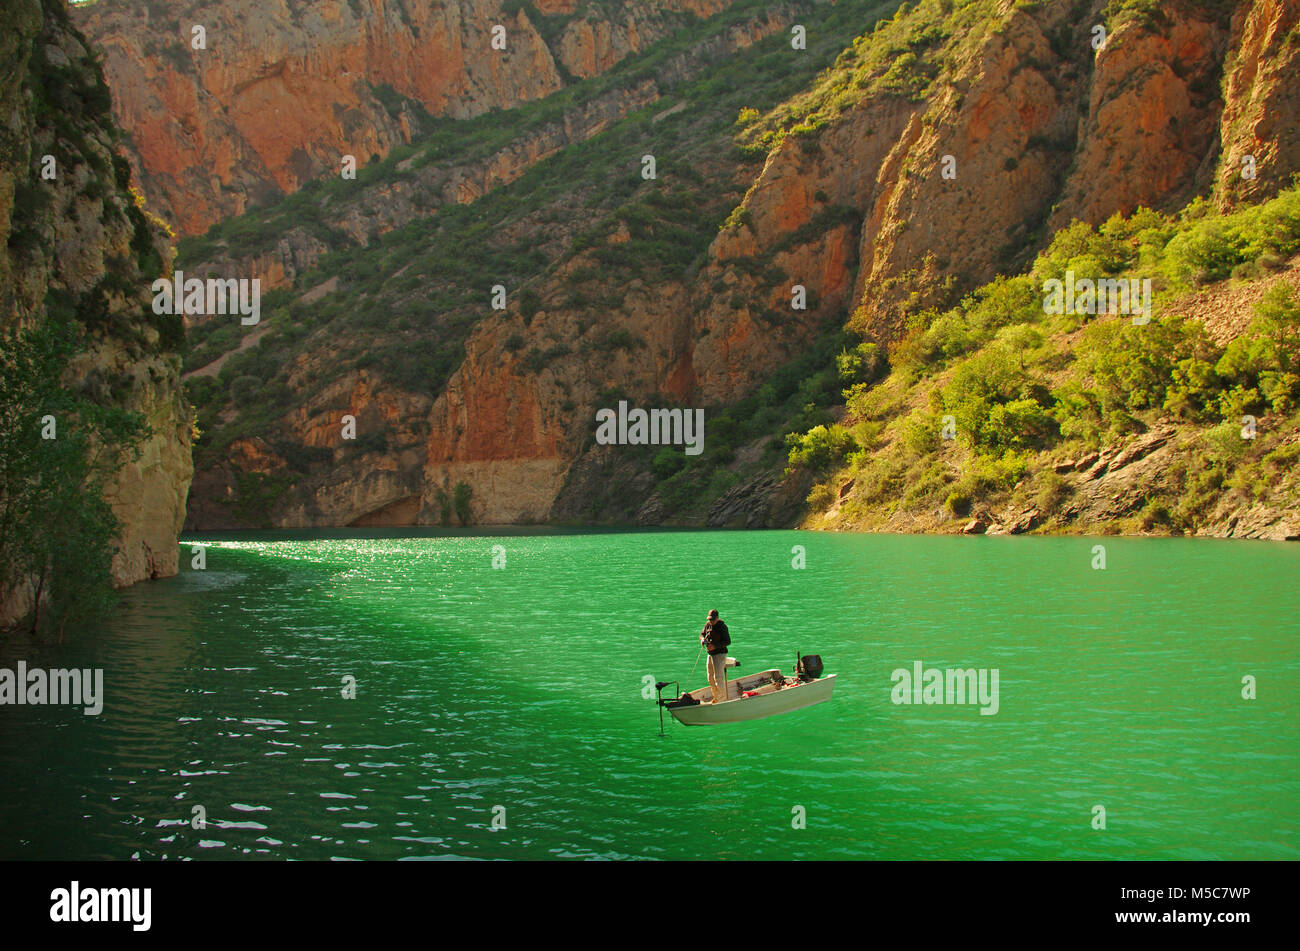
[[796, 654, 824, 682]]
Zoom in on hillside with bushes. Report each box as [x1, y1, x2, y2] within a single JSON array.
[[791, 186, 1300, 539]]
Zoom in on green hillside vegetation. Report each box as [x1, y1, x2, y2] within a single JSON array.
[[737, 0, 993, 156], [785, 184, 1300, 532]]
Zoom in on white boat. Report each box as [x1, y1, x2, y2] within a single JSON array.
[[664, 667, 837, 726]]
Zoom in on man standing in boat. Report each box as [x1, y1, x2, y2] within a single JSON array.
[[701, 609, 731, 703]]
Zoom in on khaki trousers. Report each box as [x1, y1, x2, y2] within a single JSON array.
[[707, 651, 728, 703]]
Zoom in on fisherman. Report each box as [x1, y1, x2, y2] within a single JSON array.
[[700, 609, 731, 704]]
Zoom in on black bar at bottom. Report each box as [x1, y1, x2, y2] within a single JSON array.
[[3, 859, 1286, 938]]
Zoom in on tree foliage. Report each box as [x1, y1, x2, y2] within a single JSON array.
[[0, 317, 147, 633]]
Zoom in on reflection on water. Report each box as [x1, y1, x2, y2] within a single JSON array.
[[0, 530, 1297, 860]]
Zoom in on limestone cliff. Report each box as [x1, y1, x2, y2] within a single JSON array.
[[178, 0, 836, 530], [434, 0, 1300, 524], [178, 3, 794, 292], [150, 0, 1300, 532], [0, 0, 192, 624], [1217, 0, 1300, 208], [723, 0, 1274, 342], [72, 0, 740, 236]]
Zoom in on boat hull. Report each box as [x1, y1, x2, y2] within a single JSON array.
[[667, 669, 836, 725]]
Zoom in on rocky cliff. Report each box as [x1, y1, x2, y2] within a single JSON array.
[[176, 0, 797, 292], [82, 0, 1299, 535], [433, 0, 1300, 525], [1, 0, 192, 624], [1218, 0, 1300, 208], [173, 0, 871, 529], [72, 0, 742, 236], [725, 0, 1274, 341]]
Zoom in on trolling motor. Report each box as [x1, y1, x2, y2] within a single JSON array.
[[654, 681, 679, 737]]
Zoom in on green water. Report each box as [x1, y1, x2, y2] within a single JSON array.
[[1, 530, 1296, 860]]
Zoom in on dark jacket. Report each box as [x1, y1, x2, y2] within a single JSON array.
[[702, 619, 730, 655]]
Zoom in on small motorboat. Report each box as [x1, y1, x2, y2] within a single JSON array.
[[655, 654, 836, 727]]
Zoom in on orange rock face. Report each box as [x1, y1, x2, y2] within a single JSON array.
[[422, 340, 569, 523], [1048, 11, 1229, 230], [74, 0, 744, 236], [1217, 0, 1300, 209]]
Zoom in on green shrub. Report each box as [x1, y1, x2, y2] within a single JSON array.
[[785, 424, 858, 473], [836, 341, 885, 389], [1034, 471, 1070, 514], [598, 329, 643, 352], [652, 446, 686, 479], [984, 397, 1058, 451], [943, 488, 970, 516], [806, 483, 836, 509], [229, 375, 262, 403], [1253, 284, 1300, 375]]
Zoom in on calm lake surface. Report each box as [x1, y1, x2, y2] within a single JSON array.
[[1, 530, 1297, 860]]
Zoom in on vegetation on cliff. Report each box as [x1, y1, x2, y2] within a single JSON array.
[[1, 0, 187, 630], [789, 185, 1300, 535]]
